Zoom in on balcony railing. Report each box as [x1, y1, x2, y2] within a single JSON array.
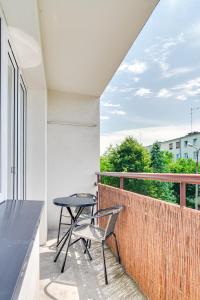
[[96, 172, 200, 206], [96, 172, 200, 299]]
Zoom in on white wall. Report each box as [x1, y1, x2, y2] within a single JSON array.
[[160, 138, 181, 160], [18, 229, 39, 300], [47, 90, 99, 229], [26, 88, 47, 243], [0, 0, 48, 244], [181, 133, 200, 160]]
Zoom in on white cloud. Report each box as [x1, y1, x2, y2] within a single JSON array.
[[133, 77, 140, 82], [176, 95, 187, 101], [109, 110, 126, 116], [190, 23, 200, 38], [104, 85, 118, 93], [157, 88, 172, 98], [119, 63, 129, 71], [128, 61, 148, 74], [164, 66, 195, 78], [160, 62, 170, 72], [173, 77, 200, 97], [100, 116, 109, 120], [119, 87, 136, 93], [135, 88, 152, 97], [119, 61, 148, 74], [100, 124, 195, 154], [145, 33, 186, 77], [102, 102, 121, 108]]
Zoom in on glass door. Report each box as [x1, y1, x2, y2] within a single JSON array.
[[18, 78, 27, 200], [0, 18, 2, 202], [7, 44, 27, 200], [7, 50, 17, 200]]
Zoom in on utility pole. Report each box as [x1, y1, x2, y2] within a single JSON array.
[[195, 150, 199, 209]]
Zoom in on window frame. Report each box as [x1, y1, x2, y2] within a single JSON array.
[[8, 43, 19, 200], [18, 76, 27, 200], [0, 18, 2, 198], [193, 138, 197, 146], [0, 12, 27, 202]]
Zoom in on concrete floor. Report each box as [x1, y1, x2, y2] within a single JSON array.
[[40, 230, 146, 300]]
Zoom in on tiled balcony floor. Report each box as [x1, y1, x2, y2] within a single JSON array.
[[40, 230, 146, 300]]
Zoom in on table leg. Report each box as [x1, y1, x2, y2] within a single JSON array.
[[60, 207, 84, 272], [54, 207, 84, 267]]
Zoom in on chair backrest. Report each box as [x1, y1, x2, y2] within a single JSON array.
[[70, 193, 96, 215], [104, 206, 123, 239]]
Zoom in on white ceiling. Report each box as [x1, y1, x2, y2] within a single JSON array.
[[0, 0, 47, 89], [38, 0, 159, 97]]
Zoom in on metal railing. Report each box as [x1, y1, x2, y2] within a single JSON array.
[[96, 172, 200, 207]]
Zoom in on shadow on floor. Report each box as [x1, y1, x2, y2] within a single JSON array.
[[40, 230, 146, 300]]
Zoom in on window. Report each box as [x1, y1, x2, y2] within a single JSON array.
[[184, 153, 188, 159], [7, 49, 17, 200], [176, 154, 180, 159], [0, 20, 27, 201], [169, 143, 173, 150], [18, 78, 27, 200], [0, 18, 1, 195], [176, 141, 180, 149], [7, 43, 27, 200], [193, 138, 197, 146], [184, 141, 188, 147]]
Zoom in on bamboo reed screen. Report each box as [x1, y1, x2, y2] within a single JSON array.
[[98, 183, 200, 300]]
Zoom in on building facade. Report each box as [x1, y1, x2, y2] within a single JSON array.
[[147, 132, 200, 160]]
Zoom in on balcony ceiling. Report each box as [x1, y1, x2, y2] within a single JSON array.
[[38, 0, 159, 97]]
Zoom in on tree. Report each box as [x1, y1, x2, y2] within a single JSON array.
[[149, 142, 176, 203], [100, 137, 151, 194], [170, 158, 197, 208], [100, 137, 198, 207]]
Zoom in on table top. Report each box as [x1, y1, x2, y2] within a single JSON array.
[[0, 200, 44, 300], [53, 196, 96, 208]]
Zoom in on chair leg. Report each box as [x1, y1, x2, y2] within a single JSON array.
[[101, 241, 108, 285], [57, 207, 63, 246], [112, 232, 121, 264], [61, 228, 73, 273], [84, 240, 88, 254], [82, 238, 92, 260], [84, 239, 92, 253]]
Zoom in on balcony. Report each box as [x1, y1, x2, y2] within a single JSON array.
[[1, 1, 200, 299], [39, 172, 200, 300], [40, 230, 146, 299]]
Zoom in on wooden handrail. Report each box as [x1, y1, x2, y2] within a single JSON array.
[[96, 172, 200, 184], [96, 172, 200, 207]]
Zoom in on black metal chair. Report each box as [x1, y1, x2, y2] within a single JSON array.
[[63, 205, 123, 284], [56, 193, 96, 247]]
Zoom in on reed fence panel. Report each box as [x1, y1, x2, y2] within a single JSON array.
[[98, 183, 200, 300]]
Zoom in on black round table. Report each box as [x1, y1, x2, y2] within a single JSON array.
[[53, 195, 96, 272], [53, 196, 96, 208]]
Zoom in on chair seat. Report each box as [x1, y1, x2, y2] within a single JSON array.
[[73, 224, 105, 242]]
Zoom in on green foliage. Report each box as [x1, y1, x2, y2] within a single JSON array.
[[100, 137, 151, 194], [169, 158, 196, 208], [149, 142, 176, 203], [100, 137, 197, 207]]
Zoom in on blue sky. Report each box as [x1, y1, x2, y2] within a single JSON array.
[[100, 0, 200, 154]]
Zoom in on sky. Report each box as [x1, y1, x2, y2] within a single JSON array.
[[100, 0, 200, 154]]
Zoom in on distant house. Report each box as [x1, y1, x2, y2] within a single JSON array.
[[147, 132, 200, 160]]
